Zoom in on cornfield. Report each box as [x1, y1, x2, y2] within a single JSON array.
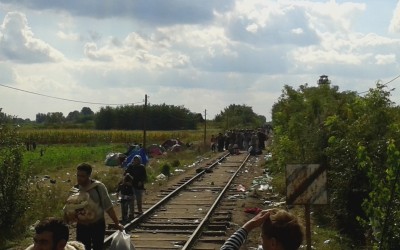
[[19, 129, 206, 145]]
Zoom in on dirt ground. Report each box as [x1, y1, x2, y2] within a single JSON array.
[[225, 154, 273, 250]]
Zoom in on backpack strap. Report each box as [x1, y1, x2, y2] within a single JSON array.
[[94, 185, 103, 208]]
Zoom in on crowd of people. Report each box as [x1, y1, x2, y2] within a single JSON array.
[[211, 127, 272, 155]]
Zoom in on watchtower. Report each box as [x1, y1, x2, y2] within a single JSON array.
[[318, 75, 331, 85]]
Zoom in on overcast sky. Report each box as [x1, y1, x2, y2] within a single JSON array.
[[1, 0, 400, 121]]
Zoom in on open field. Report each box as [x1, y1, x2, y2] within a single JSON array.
[[18, 128, 219, 145]]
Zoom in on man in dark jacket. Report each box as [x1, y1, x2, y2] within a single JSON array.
[[125, 155, 147, 218]]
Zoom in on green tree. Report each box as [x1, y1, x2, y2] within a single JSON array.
[[271, 81, 400, 246], [81, 107, 94, 116], [66, 110, 80, 122], [95, 106, 115, 129], [35, 113, 47, 123], [35, 112, 65, 125], [358, 140, 400, 249], [46, 112, 64, 124], [94, 104, 200, 130], [214, 104, 265, 129]]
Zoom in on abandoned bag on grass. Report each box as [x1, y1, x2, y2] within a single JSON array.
[[63, 191, 99, 224], [110, 230, 135, 250]]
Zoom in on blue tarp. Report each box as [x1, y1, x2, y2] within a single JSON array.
[[122, 148, 149, 168]]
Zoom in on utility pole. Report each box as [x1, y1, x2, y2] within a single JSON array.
[[204, 109, 207, 146], [143, 94, 147, 149]]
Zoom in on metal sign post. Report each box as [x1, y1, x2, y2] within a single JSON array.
[[286, 164, 328, 250]]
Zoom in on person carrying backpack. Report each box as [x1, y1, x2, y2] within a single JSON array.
[[73, 163, 124, 250]]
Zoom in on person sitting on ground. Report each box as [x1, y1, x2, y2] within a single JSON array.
[[220, 208, 304, 250], [26, 217, 85, 250]]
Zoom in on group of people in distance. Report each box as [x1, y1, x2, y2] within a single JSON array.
[[211, 127, 271, 155]]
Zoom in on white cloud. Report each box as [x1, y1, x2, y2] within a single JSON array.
[[0, 12, 64, 63], [57, 31, 79, 41], [389, 1, 400, 34], [246, 23, 258, 33], [292, 28, 304, 35], [375, 54, 396, 65], [84, 42, 113, 61], [225, 2, 320, 47]]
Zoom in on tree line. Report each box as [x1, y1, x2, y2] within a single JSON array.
[[3, 103, 266, 131], [31, 104, 202, 130], [270, 82, 400, 249], [94, 104, 202, 130]]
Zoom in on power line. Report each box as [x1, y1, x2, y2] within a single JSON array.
[[384, 73, 400, 85], [0, 83, 144, 106], [357, 73, 400, 95]]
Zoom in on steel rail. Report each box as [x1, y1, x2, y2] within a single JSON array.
[[181, 153, 250, 249]]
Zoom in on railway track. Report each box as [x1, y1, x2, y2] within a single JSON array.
[[104, 151, 251, 249]]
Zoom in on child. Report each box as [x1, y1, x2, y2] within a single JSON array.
[[117, 173, 134, 223]]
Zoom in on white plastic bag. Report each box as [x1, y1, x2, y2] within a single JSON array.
[[109, 230, 135, 250], [63, 192, 100, 224]]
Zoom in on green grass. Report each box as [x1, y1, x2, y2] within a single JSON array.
[[23, 144, 126, 174], [18, 129, 209, 144], [311, 225, 354, 249]]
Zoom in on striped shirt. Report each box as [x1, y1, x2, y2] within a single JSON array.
[[220, 227, 248, 250]]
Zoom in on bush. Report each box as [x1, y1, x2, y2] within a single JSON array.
[[0, 123, 30, 246], [160, 164, 171, 178]]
